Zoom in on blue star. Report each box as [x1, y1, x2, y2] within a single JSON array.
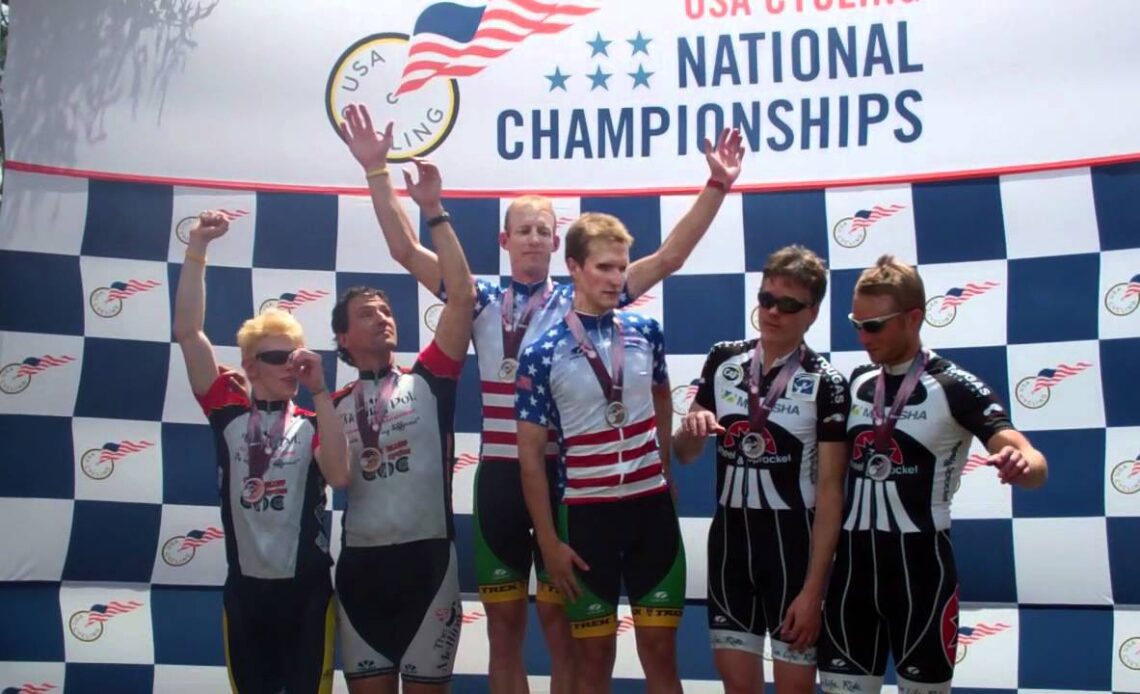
[[545, 67, 570, 92], [628, 31, 652, 56], [587, 32, 611, 57], [628, 64, 654, 88], [587, 65, 612, 91]]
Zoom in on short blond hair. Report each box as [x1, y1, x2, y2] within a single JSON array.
[[854, 254, 926, 311], [236, 309, 305, 360], [565, 213, 633, 266], [503, 195, 555, 232]]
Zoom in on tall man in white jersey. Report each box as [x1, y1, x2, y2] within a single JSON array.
[[339, 102, 744, 693], [818, 255, 1048, 694]]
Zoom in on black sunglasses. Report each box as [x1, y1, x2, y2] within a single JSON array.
[[848, 312, 903, 334], [255, 349, 293, 366], [758, 291, 811, 315]]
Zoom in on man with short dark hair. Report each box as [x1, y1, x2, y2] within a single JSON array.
[[674, 244, 849, 694]]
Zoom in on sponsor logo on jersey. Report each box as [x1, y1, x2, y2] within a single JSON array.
[[240, 478, 289, 510], [720, 363, 743, 383], [788, 372, 819, 400], [850, 429, 906, 474]]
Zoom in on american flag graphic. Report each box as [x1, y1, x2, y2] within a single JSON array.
[[454, 452, 479, 472], [940, 281, 1000, 310], [624, 293, 655, 310], [15, 684, 56, 694], [1130, 455, 1140, 477], [263, 479, 288, 495], [958, 621, 1011, 645], [462, 610, 486, 624], [1032, 361, 1093, 392], [850, 204, 906, 230], [98, 440, 154, 464], [85, 600, 143, 626], [615, 615, 635, 635], [555, 214, 577, 228], [15, 355, 75, 377], [216, 208, 250, 222], [961, 453, 991, 475], [105, 279, 162, 300], [1124, 274, 1140, 297], [276, 289, 330, 312], [180, 526, 225, 551], [395, 0, 600, 96]]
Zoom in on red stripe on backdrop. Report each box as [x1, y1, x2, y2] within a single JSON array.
[[10, 153, 1140, 198]]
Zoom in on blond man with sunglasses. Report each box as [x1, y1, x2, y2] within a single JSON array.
[[818, 254, 1047, 694], [173, 211, 351, 693], [674, 245, 849, 694]]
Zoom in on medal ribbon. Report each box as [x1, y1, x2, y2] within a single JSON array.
[[246, 400, 295, 479], [872, 350, 928, 454], [564, 310, 624, 407], [501, 279, 553, 360], [354, 370, 401, 452], [747, 344, 803, 434]]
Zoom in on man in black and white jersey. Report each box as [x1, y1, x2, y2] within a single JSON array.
[[674, 245, 849, 694], [818, 255, 1048, 694], [173, 211, 351, 694], [328, 158, 476, 693]]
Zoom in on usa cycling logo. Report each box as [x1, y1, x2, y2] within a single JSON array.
[[0, 354, 75, 395], [68, 600, 143, 642], [240, 478, 288, 511], [79, 439, 154, 480], [325, 1, 597, 162], [88, 279, 162, 318], [259, 289, 330, 314], [924, 281, 1000, 328], [832, 204, 906, 248], [1111, 453, 1140, 495], [1120, 635, 1140, 671], [1104, 273, 1140, 316], [670, 379, 699, 415], [174, 208, 249, 244], [955, 620, 1011, 664], [1014, 361, 1092, 409], [161, 525, 225, 567], [3, 683, 57, 694]]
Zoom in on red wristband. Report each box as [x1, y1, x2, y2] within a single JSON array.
[[706, 177, 729, 193]]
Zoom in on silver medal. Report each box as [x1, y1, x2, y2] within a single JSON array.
[[604, 401, 629, 428], [740, 432, 765, 461], [361, 447, 383, 473], [867, 453, 893, 481], [498, 358, 519, 382]]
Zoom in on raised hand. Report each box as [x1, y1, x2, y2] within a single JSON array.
[[703, 127, 746, 187], [189, 210, 230, 245], [681, 409, 725, 438], [339, 103, 392, 171], [403, 157, 443, 210], [288, 349, 327, 394], [987, 444, 1029, 485]]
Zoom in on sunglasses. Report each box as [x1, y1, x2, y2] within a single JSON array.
[[255, 349, 293, 366], [848, 312, 904, 334], [757, 291, 811, 315]]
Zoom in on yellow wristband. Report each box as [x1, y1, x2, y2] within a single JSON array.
[[365, 166, 390, 179], [184, 251, 207, 264]]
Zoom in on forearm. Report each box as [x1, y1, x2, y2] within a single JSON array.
[[652, 384, 674, 484], [520, 446, 559, 549], [803, 483, 843, 597], [172, 239, 209, 340], [312, 392, 350, 488], [627, 184, 726, 297], [429, 212, 476, 312]]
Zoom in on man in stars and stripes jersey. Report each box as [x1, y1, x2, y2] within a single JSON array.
[[339, 102, 743, 693]]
